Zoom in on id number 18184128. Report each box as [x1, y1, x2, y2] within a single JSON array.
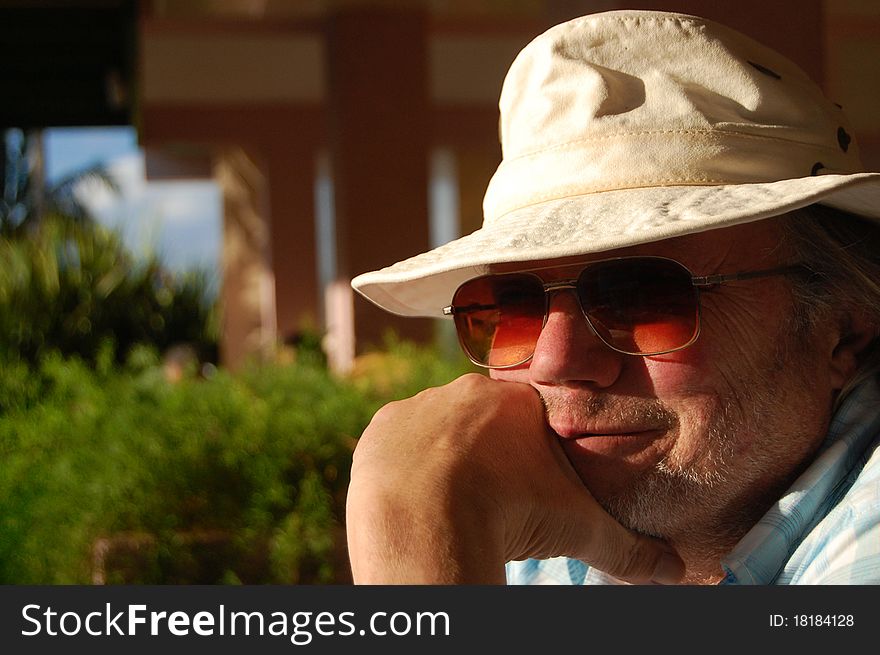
[[769, 614, 854, 628]]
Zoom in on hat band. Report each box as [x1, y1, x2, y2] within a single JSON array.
[[483, 130, 859, 223]]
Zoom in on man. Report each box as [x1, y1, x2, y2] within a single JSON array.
[[347, 10, 880, 584]]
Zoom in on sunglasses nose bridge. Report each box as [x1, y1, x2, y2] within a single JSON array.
[[540, 279, 581, 325], [541, 279, 579, 294], [539, 278, 602, 336]]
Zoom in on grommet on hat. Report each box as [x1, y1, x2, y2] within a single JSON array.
[[838, 127, 852, 152]]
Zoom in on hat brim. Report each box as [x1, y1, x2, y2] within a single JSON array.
[[352, 173, 880, 317]]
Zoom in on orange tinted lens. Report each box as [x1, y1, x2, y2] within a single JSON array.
[[578, 259, 698, 354], [451, 274, 545, 367]]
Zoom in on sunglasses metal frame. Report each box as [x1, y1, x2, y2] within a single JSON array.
[[442, 256, 804, 369]]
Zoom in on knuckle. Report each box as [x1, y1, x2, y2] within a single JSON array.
[[370, 399, 400, 422], [355, 401, 401, 453], [454, 372, 490, 392]]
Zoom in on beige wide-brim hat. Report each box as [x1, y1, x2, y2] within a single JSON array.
[[352, 10, 880, 317]]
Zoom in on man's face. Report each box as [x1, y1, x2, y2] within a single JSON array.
[[489, 218, 838, 543]]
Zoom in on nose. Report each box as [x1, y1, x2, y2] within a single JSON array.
[[527, 289, 624, 388]]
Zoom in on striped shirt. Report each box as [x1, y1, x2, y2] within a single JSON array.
[[506, 377, 880, 585]]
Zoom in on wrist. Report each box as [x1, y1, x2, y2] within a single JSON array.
[[347, 484, 507, 584]]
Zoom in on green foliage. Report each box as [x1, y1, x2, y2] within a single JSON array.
[[0, 218, 218, 366], [0, 339, 474, 584], [1, 128, 216, 367], [0, 130, 475, 584], [350, 331, 478, 400]]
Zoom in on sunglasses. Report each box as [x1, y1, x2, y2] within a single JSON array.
[[443, 256, 801, 369]]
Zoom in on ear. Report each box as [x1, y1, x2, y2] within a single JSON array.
[[828, 311, 878, 391]]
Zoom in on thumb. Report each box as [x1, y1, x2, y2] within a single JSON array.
[[576, 511, 686, 584]]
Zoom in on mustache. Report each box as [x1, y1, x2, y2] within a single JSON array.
[[539, 392, 679, 431]]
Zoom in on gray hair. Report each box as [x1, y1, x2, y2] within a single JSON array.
[[782, 204, 880, 405]]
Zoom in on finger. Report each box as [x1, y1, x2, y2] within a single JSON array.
[[578, 510, 686, 584]]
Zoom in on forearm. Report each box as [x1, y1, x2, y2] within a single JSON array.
[[347, 485, 507, 584]]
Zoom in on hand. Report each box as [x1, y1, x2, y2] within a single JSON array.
[[346, 373, 684, 584]]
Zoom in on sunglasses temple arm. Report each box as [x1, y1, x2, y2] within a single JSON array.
[[443, 303, 499, 315], [691, 264, 805, 288]]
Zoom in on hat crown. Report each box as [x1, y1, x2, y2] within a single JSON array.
[[485, 11, 863, 223]]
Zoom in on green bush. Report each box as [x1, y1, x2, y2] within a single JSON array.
[[0, 339, 474, 584], [0, 218, 218, 367]]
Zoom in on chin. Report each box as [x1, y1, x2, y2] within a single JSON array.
[[596, 462, 731, 539]]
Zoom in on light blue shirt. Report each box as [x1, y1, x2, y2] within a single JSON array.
[[506, 377, 880, 585]]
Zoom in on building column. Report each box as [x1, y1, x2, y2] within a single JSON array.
[[326, 7, 432, 360], [214, 146, 276, 369], [267, 143, 320, 345]]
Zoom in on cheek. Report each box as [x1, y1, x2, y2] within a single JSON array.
[[640, 340, 718, 395], [639, 353, 750, 466], [641, 351, 725, 429]]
